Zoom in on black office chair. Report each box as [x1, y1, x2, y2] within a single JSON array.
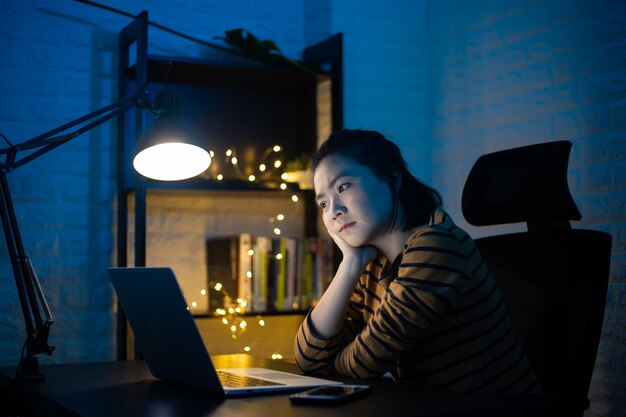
[[461, 141, 611, 417]]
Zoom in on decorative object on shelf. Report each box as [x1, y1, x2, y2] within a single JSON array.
[[74, 0, 316, 72], [283, 152, 314, 190], [214, 145, 285, 185], [0, 86, 207, 379], [214, 29, 316, 73]]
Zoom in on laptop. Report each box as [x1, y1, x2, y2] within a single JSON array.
[[107, 267, 341, 396]]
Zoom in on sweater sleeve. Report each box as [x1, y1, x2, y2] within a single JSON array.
[[294, 271, 368, 375], [333, 230, 472, 379]]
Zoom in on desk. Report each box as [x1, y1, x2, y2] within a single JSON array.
[[0, 354, 581, 417]]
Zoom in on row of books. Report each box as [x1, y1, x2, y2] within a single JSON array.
[[205, 234, 335, 313]]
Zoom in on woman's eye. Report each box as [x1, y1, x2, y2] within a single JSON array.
[[338, 183, 350, 193], [319, 202, 327, 209]]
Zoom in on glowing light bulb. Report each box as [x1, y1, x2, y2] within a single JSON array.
[[258, 319, 266, 327], [191, 301, 197, 308], [277, 214, 285, 221], [291, 195, 299, 202], [248, 249, 254, 256], [226, 149, 232, 157], [240, 320, 247, 329], [276, 253, 283, 260], [200, 289, 206, 295], [244, 346, 251, 352], [249, 175, 256, 182], [217, 174, 223, 181], [214, 283, 223, 291], [231, 157, 238, 165], [274, 160, 282, 168], [280, 183, 287, 190], [281, 173, 288, 180], [259, 164, 266, 172], [231, 325, 237, 332], [273, 145, 281, 152], [273, 228, 281, 235], [222, 318, 228, 325], [209, 150, 215, 158]]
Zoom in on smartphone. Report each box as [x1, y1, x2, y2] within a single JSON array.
[[289, 384, 371, 405]]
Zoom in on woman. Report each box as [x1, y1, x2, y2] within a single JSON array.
[[294, 129, 540, 397]]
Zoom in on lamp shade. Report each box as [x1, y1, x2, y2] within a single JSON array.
[[133, 91, 211, 181]]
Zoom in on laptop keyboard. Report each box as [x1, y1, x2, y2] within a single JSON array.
[[216, 370, 285, 388]]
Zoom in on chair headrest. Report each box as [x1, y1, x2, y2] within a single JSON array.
[[461, 141, 581, 228]]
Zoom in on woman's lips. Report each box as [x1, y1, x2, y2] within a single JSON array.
[[339, 221, 355, 232]]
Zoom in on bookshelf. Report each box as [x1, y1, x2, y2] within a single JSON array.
[[116, 14, 342, 359]]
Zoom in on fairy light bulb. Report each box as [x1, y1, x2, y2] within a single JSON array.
[[226, 149, 232, 157], [291, 195, 299, 202], [249, 175, 256, 182], [277, 214, 285, 221], [273, 145, 281, 152], [259, 164, 266, 172], [217, 174, 223, 181], [280, 183, 287, 190], [231, 157, 238, 165], [274, 160, 281, 168]]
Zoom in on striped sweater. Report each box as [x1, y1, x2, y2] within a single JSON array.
[[294, 208, 541, 396]]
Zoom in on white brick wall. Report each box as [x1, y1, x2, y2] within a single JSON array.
[[425, 1, 626, 415]]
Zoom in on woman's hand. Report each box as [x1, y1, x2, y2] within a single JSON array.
[[328, 230, 377, 271]]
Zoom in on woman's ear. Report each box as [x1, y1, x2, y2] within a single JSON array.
[[389, 169, 402, 193]]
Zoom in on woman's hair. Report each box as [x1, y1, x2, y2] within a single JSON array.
[[311, 129, 442, 231]]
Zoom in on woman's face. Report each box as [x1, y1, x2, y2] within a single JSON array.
[[313, 154, 394, 247]]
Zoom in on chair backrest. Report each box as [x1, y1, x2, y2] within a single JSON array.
[[462, 141, 611, 400]]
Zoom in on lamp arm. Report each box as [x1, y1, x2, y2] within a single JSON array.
[[0, 88, 151, 379], [1, 91, 150, 172]]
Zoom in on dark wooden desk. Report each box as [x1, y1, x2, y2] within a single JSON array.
[[0, 354, 582, 417]]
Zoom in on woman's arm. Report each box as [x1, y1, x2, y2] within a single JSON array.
[[309, 231, 376, 336]]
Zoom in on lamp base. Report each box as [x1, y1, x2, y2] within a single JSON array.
[[18, 356, 44, 380]]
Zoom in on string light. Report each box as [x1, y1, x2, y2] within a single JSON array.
[[280, 183, 287, 190], [291, 195, 299, 202], [277, 214, 285, 221]]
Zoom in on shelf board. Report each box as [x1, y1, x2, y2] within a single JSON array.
[[193, 309, 308, 319], [125, 178, 313, 194], [125, 54, 329, 90]]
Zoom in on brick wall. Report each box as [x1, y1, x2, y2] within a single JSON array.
[[426, 0, 626, 415]]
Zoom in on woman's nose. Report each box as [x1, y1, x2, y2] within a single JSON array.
[[331, 200, 346, 219]]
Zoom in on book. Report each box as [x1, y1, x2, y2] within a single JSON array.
[[206, 236, 239, 313], [237, 233, 253, 312]]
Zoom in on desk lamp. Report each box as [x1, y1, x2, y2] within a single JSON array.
[[0, 88, 211, 379]]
